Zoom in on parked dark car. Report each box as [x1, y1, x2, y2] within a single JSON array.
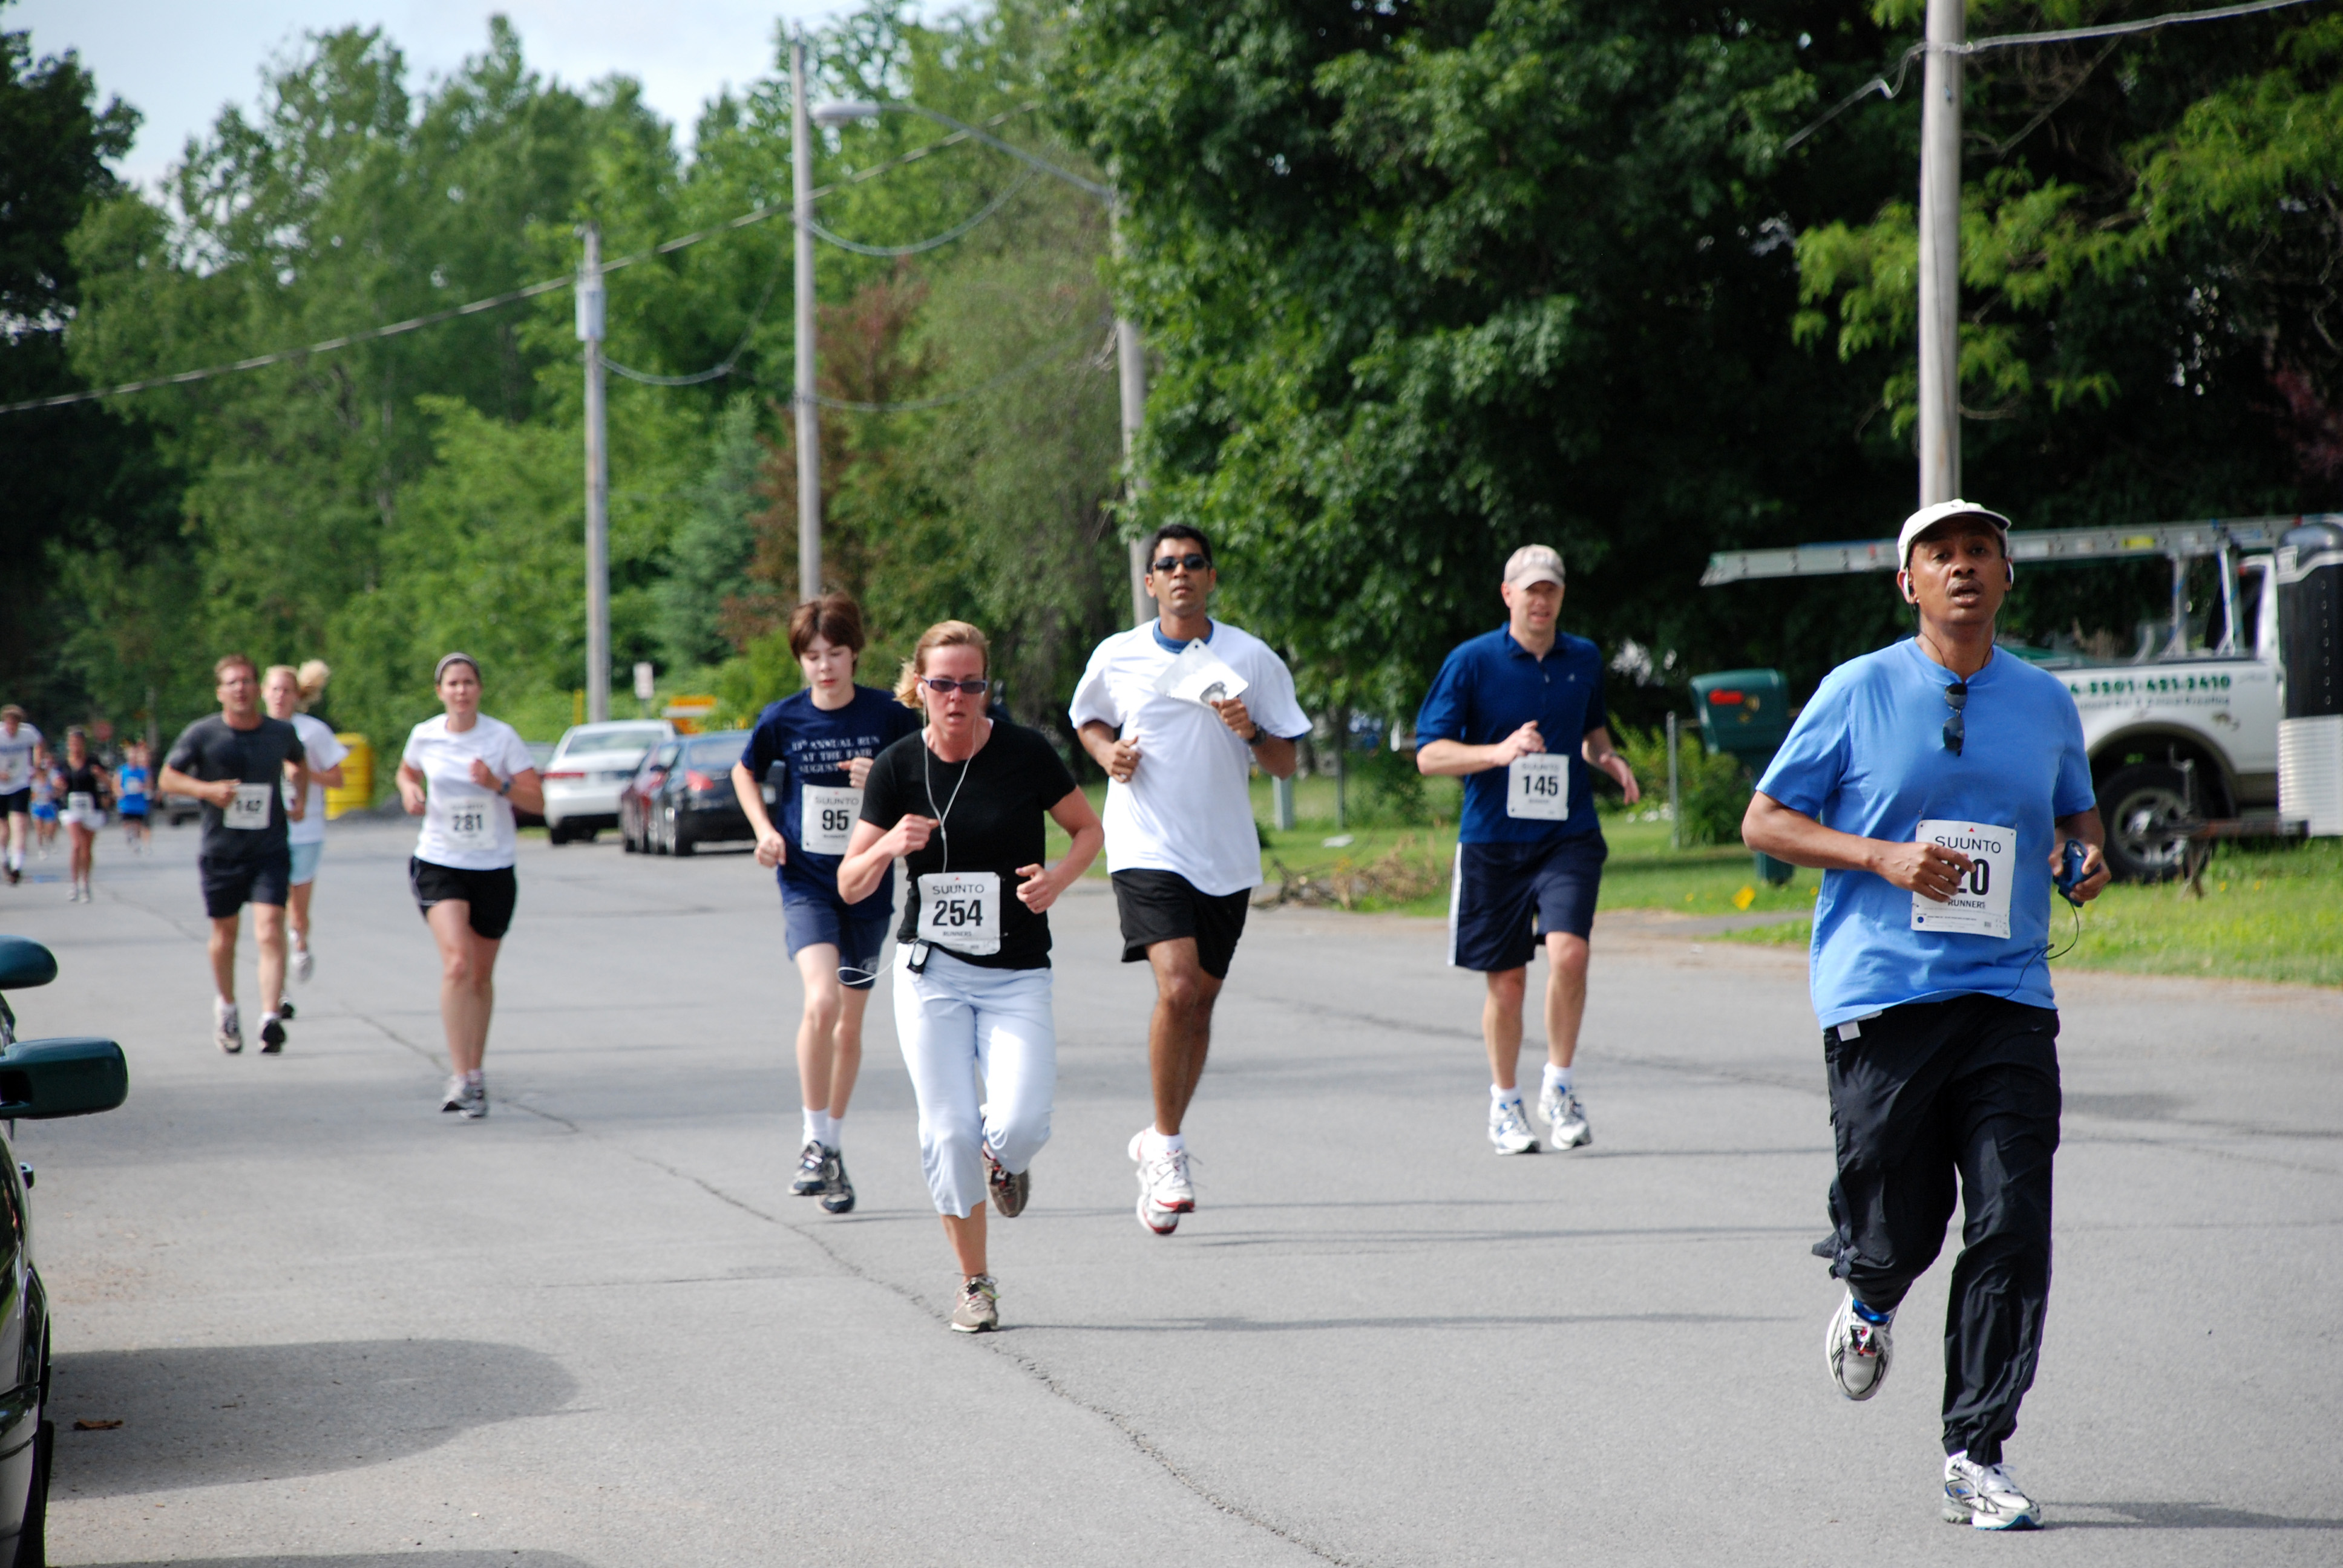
[[644, 731, 752, 857], [0, 935, 133, 1568], [514, 740, 555, 830], [618, 741, 681, 854]]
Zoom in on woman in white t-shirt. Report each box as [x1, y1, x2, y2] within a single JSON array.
[[264, 662, 349, 986], [395, 653, 542, 1120]]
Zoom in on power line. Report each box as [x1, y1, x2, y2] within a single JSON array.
[[0, 103, 1047, 417], [1780, 0, 2331, 153], [811, 165, 1034, 257]]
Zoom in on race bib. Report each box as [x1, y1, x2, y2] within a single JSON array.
[[440, 791, 496, 852], [916, 871, 1001, 956], [66, 792, 96, 816], [800, 784, 861, 855], [1910, 820, 2016, 939], [224, 782, 274, 831], [1506, 753, 1570, 820]]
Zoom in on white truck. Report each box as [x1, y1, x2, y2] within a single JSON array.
[[1702, 517, 2298, 880]]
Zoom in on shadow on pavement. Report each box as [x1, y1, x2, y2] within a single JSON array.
[[2053, 1501, 2343, 1530], [77, 1557, 594, 1568], [52, 1339, 578, 1497]]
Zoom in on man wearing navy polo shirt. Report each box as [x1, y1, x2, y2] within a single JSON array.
[[1416, 545, 1640, 1155], [1744, 500, 2108, 1530]]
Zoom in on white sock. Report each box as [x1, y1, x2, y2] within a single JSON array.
[[823, 1111, 842, 1149], [1142, 1127, 1184, 1157], [1544, 1063, 1573, 1097], [464, 1069, 483, 1086], [260, 1010, 280, 1027], [1490, 1083, 1522, 1105], [802, 1107, 823, 1146]]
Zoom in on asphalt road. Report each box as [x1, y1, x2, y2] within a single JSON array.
[[4, 814, 2338, 1567]]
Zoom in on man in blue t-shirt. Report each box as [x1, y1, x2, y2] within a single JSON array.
[[1415, 545, 1640, 1157], [731, 595, 920, 1215], [1745, 500, 2108, 1532]]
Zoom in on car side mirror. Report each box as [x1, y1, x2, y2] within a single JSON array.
[[0, 938, 57, 991], [0, 1037, 129, 1120]]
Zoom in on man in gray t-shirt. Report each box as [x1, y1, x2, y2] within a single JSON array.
[[160, 655, 308, 1055]]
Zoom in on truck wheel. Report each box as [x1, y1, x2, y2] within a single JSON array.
[[2097, 763, 2193, 883]]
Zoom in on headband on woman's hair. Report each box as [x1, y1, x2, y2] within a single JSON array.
[[434, 652, 481, 682]]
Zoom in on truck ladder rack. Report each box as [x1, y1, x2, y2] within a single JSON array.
[[1699, 514, 2342, 586]]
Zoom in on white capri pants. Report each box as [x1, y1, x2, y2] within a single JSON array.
[[893, 947, 1057, 1218]]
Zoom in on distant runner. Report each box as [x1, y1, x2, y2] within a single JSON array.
[[1743, 500, 2107, 1531], [116, 740, 152, 854], [1070, 524, 1309, 1235], [1415, 546, 1639, 1155], [57, 728, 113, 903], [396, 653, 542, 1120], [730, 593, 919, 1215], [264, 662, 349, 985], [159, 655, 309, 1054], [28, 756, 59, 859], [0, 705, 44, 885], [838, 621, 1103, 1331]]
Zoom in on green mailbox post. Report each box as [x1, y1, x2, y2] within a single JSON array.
[[1689, 668, 1796, 887]]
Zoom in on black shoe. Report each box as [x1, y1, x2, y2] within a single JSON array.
[[258, 1016, 287, 1054], [985, 1148, 1029, 1218], [1811, 1232, 1839, 1259], [790, 1140, 830, 1196], [819, 1149, 854, 1215], [277, 999, 297, 1022], [5, 866, 16, 885]]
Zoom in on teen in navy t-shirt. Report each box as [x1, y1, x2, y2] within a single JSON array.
[[729, 595, 920, 1217]]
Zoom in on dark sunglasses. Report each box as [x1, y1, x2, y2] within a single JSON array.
[[1151, 552, 1211, 575], [920, 676, 989, 696], [1941, 680, 1968, 756]]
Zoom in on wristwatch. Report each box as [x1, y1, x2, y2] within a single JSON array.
[[496, 776, 513, 797]]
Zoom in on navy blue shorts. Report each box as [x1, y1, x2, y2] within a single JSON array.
[[782, 888, 891, 990], [1448, 834, 1607, 972]]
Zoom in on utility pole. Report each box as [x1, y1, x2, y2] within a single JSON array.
[[792, 31, 823, 606], [1112, 207, 1151, 628], [1916, 0, 1964, 507], [577, 222, 611, 723]]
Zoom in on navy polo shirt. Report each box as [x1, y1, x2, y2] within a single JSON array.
[[1415, 627, 1611, 844]]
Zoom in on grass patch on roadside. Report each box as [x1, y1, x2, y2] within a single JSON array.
[[1720, 837, 2343, 988]]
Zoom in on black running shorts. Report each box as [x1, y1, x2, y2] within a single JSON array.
[[409, 857, 519, 941], [1111, 869, 1251, 979], [200, 852, 292, 918]]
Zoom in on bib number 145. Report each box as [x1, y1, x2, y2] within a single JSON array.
[[1506, 753, 1569, 821]]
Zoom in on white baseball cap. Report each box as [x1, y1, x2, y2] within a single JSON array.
[[1897, 500, 2011, 569], [1504, 544, 1566, 588]]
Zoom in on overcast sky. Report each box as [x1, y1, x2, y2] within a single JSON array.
[[11, 1, 886, 191]]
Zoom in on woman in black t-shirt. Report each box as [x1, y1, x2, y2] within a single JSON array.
[[837, 621, 1102, 1333], [57, 727, 114, 903]]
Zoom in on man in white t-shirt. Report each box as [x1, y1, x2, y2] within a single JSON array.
[[1071, 524, 1310, 1235], [0, 705, 48, 886]]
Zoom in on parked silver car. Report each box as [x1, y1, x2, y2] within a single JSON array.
[[540, 721, 675, 844]]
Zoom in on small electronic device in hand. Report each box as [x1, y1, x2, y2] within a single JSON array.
[[2054, 838, 2089, 907]]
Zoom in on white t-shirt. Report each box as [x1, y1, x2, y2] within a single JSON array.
[[286, 713, 348, 847], [1068, 619, 1310, 896], [401, 713, 535, 871], [0, 724, 42, 794]]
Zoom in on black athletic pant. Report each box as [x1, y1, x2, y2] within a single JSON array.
[[1824, 994, 2060, 1466]]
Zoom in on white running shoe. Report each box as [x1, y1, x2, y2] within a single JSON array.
[[1488, 1096, 1540, 1155], [441, 1076, 467, 1113], [457, 1077, 489, 1120], [1824, 1288, 1893, 1400], [1129, 1129, 1194, 1234], [292, 944, 313, 984], [214, 1000, 244, 1055], [1539, 1084, 1592, 1148], [1942, 1452, 2042, 1530]]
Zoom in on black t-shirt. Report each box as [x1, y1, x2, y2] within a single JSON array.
[[61, 759, 109, 800], [860, 720, 1079, 970], [165, 714, 306, 861]]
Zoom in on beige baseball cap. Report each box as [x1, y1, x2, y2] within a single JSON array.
[[1897, 499, 2011, 569], [1504, 544, 1566, 589]]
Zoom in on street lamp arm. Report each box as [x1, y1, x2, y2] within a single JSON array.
[[846, 100, 1115, 203]]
